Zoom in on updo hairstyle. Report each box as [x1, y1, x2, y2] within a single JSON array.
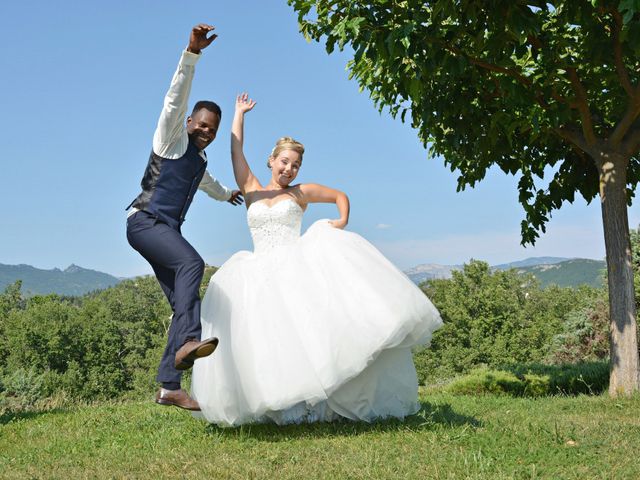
[[267, 137, 305, 168]]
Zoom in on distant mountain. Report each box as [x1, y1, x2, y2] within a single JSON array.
[[0, 263, 121, 297], [515, 258, 606, 288], [492, 257, 569, 270], [404, 257, 606, 288], [404, 263, 462, 284]]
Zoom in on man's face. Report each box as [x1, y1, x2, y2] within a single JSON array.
[[186, 109, 221, 150]]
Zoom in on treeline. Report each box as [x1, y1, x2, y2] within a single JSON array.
[[415, 260, 610, 395], [1, 230, 639, 410], [0, 268, 216, 410]]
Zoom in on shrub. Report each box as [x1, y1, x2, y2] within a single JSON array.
[[0, 267, 219, 407], [444, 362, 609, 397], [415, 260, 599, 384], [446, 368, 525, 396], [1, 367, 46, 409], [0, 278, 166, 403], [548, 295, 610, 364]]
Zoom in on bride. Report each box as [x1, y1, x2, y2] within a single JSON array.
[[191, 93, 442, 426]]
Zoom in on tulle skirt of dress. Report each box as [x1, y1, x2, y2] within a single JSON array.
[[191, 220, 443, 426]]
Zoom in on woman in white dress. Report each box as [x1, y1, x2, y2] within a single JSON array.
[[191, 93, 442, 426]]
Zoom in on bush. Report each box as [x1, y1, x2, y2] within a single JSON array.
[[415, 260, 600, 384], [0, 277, 168, 404], [0, 367, 46, 409], [446, 368, 525, 396], [3, 296, 84, 374], [549, 299, 609, 362], [0, 267, 219, 408], [444, 362, 609, 397]]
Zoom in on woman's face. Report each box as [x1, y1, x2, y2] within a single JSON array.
[[270, 149, 301, 187]]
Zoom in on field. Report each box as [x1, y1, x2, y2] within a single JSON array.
[[1, 390, 639, 479]]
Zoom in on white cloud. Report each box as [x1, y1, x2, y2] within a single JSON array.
[[376, 223, 392, 230]]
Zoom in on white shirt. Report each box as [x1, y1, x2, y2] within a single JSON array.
[[129, 50, 232, 217]]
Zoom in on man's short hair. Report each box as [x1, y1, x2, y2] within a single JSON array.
[[192, 100, 222, 119]]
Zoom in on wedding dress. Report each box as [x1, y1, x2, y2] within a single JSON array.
[[191, 198, 442, 426]]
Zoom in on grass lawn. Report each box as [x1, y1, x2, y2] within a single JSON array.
[[1, 390, 638, 479]]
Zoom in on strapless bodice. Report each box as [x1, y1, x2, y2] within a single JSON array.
[[247, 199, 304, 254]]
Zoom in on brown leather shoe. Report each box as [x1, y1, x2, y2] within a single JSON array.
[[174, 337, 219, 370], [155, 388, 201, 411]]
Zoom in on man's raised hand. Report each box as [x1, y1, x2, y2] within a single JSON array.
[[187, 24, 217, 54]]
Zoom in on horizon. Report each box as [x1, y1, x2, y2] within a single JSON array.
[[0, 254, 607, 280]]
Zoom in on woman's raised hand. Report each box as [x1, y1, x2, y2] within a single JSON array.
[[236, 93, 257, 114]]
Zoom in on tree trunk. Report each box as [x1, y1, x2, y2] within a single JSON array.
[[598, 153, 640, 396]]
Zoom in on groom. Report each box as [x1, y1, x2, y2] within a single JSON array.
[[126, 24, 242, 411]]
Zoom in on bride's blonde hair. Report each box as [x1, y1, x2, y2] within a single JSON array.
[[268, 137, 305, 168]]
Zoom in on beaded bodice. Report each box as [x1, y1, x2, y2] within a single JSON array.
[[247, 199, 304, 254]]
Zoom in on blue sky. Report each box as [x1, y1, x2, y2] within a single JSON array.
[[1, 1, 635, 278]]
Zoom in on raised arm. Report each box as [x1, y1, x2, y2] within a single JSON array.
[[231, 93, 261, 194], [153, 24, 218, 157], [300, 183, 350, 229]]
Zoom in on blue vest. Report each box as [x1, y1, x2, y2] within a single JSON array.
[[127, 141, 206, 230]]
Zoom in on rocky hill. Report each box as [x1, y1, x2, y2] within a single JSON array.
[[405, 257, 606, 288], [0, 263, 121, 296]]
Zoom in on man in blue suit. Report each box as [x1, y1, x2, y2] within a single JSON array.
[[127, 24, 242, 411]]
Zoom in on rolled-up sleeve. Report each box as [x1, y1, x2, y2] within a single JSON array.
[[198, 170, 233, 201]]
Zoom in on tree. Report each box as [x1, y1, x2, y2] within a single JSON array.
[[288, 0, 640, 395], [416, 260, 590, 383], [0, 281, 24, 319], [631, 225, 640, 306]]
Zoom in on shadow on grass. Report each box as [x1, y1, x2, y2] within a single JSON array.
[[0, 407, 69, 426], [203, 400, 481, 441], [502, 361, 609, 396]]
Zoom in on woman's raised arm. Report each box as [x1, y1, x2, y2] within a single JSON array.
[[231, 93, 261, 194]]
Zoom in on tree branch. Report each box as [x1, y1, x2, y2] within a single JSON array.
[[566, 67, 597, 145], [610, 101, 640, 146], [572, 144, 592, 167], [611, 9, 635, 98], [551, 87, 578, 109], [438, 38, 578, 113], [554, 127, 589, 153], [441, 42, 533, 86], [523, 34, 576, 109], [621, 126, 640, 157], [526, 35, 542, 51]]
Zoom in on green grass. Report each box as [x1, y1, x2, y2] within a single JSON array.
[[1, 390, 639, 479]]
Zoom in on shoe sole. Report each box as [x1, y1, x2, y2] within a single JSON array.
[[175, 338, 219, 371], [155, 398, 201, 411]]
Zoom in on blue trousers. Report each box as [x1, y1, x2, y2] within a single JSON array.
[[126, 210, 204, 385]]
